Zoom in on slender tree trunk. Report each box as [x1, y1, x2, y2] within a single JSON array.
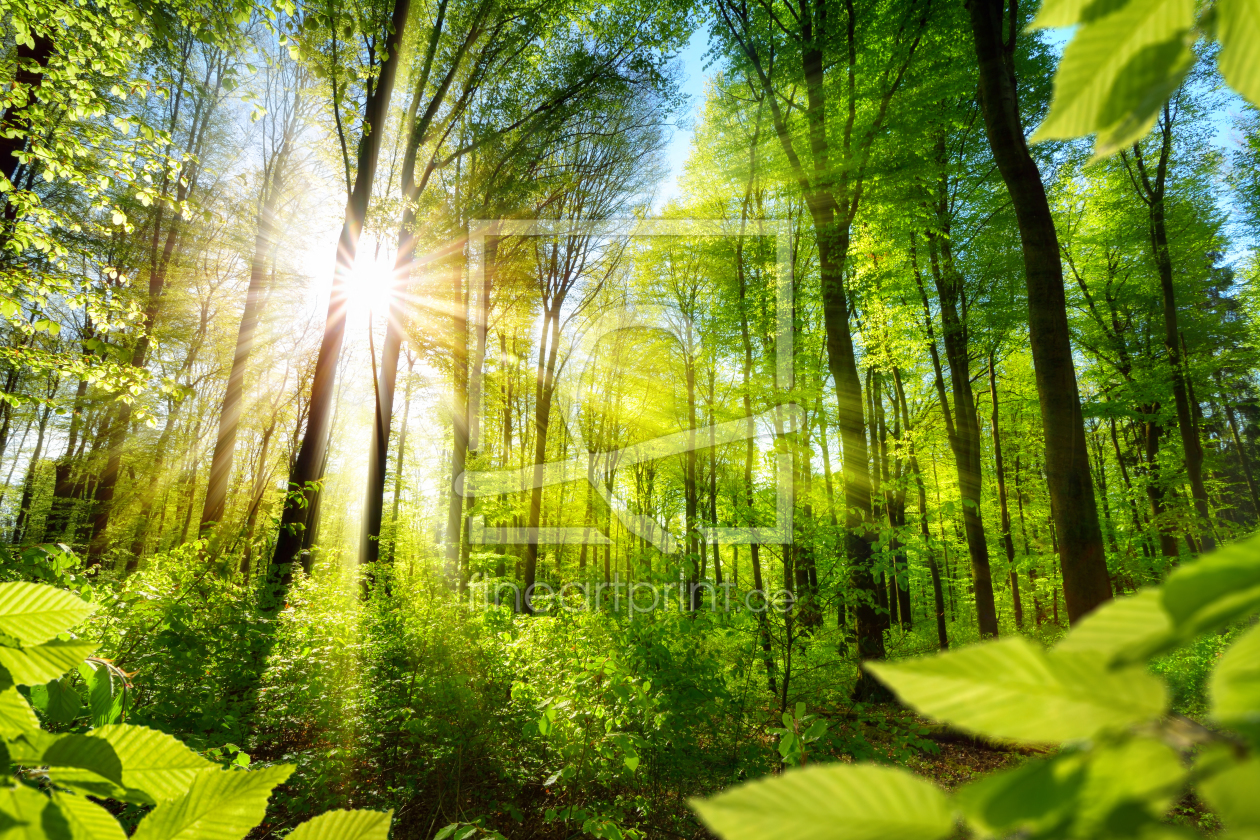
[[46, 375, 88, 539], [1125, 117, 1214, 551], [988, 354, 1022, 629], [241, 421, 275, 576], [202, 147, 292, 532], [271, 0, 411, 589], [1110, 416, 1156, 560], [1142, 415, 1181, 559], [1223, 401, 1259, 519], [966, 0, 1111, 622], [88, 52, 225, 565], [736, 206, 776, 694], [386, 353, 415, 564], [11, 401, 52, 543], [522, 308, 561, 611], [685, 340, 699, 610]]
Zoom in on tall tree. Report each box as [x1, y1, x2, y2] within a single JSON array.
[[964, 0, 1112, 623], [713, 0, 931, 690], [270, 0, 412, 585]]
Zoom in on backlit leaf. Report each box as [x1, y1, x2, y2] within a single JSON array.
[[0, 583, 94, 645], [691, 764, 952, 840], [1209, 622, 1260, 737], [1030, 0, 1195, 157], [87, 725, 215, 803], [1055, 589, 1172, 666], [131, 766, 294, 840], [0, 783, 66, 839], [50, 791, 127, 840], [0, 687, 40, 737], [0, 640, 97, 686], [286, 809, 393, 840], [1199, 757, 1260, 833], [1217, 0, 1260, 107], [867, 638, 1166, 743], [1030, 0, 1135, 29], [1160, 533, 1260, 643]]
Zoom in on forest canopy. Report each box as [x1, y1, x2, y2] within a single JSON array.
[[1, 0, 1260, 836]]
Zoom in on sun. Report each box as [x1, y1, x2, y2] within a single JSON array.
[[347, 238, 399, 315]]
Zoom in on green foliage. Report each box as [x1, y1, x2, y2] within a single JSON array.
[[691, 533, 1260, 840], [1032, 0, 1260, 156], [692, 764, 952, 840], [287, 808, 394, 840], [0, 578, 391, 839], [91, 543, 270, 749], [771, 702, 829, 767], [868, 638, 1167, 743]]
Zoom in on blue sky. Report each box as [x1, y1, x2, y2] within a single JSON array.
[[655, 27, 711, 209], [651, 24, 1250, 254]]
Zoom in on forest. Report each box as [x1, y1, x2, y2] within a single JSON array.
[[2, 0, 1260, 836]]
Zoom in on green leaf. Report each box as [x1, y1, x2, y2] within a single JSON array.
[[1199, 757, 1260, 833], [0, 687, 40, 737], [866, 638, 1167, 743], [46, 679, 85, 726], [50, 792, 127, 840], [12, 732, 124, 790], [1030, 0, 1135, 29], [1210, 622, 1260, 739], [958, 738, 1184, 837], [1030, 0, 1195, 157], [30, 677, 86, 726], [1055, 589, 1172, 666], [286, 809, 393, 840], [78, 664, 123, 727], [956, 752, 1087, 837], [87, 725, 215, 803], [131, 766, 294, 840], [1159, 534, 1260, 652], [1217, 0, 1260, 107], [0, 783, 68, 839], [0, 641, 97, 686], [690, 764, 952, 840], [1073, 738, 1185, 833], [0, 584, 94, 646]]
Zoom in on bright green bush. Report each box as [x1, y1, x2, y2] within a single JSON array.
[[692, 533, 1260, 840], [0, 575, 392, 838]]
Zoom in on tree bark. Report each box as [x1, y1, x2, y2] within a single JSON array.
[[1122, 112, 1214, 551], [965, 0, 1111, 622], [988, 353, 1022, 629], [270, 0, 411, 588], [202, 119, 296, 533]]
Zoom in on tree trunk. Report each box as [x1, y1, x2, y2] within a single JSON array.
[[386, 352, 415, 564], [270, 0, 411, 590], [966, 0, 1112, 623], [1125, 118, 1214, 550], [1224, 401, 1259, 519], [11, 401, 52, 543], [202, 140, 292, 533], [988, 354, 1022, 629]]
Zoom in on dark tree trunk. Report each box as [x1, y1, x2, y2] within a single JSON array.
[[202, 133, 294, 533], [271, 0, 411, 590], [988, 354, 1022, 629], [965, 0, 1111, 623], [1224, 401, 1259, 519], [1123, 114, 1214, 550]]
